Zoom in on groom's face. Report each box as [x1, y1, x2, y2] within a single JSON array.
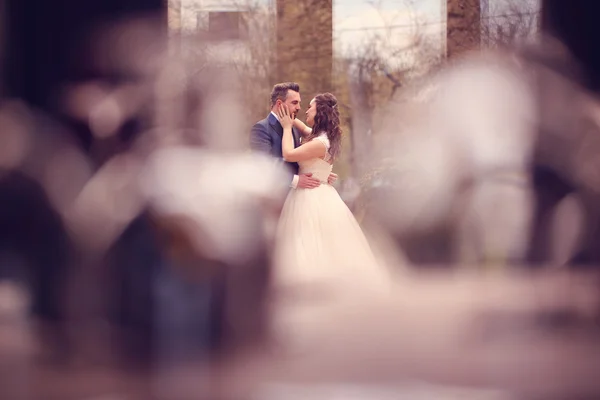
[[283, 90, 301, 119]]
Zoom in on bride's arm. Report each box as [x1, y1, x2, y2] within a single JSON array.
[[282, 127, 326, 162], [278, 106, 326, 162], [293, 118, 312, 137]]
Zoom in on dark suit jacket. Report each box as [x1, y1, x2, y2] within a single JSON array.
[[250, 113, 301, 178]]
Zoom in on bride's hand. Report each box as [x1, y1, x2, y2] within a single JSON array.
[[277, 104, 294, 130]]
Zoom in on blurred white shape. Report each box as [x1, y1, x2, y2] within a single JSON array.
[[383, 133, 461, 233], [373, 51, 538, 263], [255, 382, 515, 400], [430, 55, 537, 173], [67, 154, 145, 253], [89, 95, 124, 138], [456, 176, 533, 264], [551, 194, 584, 266], [89, 84, 148, 138], [63, 81, 108, 121], [0, 281, 29, 319], [196, 68, 248, 151], [64, 81, 149, 138], [141, 147, 289, 266], [153, 59, 189, 144], [43, 145, 93, 214], [0, 102, 32, 170]]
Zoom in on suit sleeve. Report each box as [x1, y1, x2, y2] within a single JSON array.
[[250, 122, 272, 154], [250, 122, 299, 189]]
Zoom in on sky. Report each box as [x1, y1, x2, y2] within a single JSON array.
[[333, 0, 444, 67], [334, 0, 442, 33], [333, 0, 539, 59], [176, 0, 539, 66], [178, 0, 445, 56]]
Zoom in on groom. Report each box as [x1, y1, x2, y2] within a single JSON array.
[[250, 82, 337, 188]]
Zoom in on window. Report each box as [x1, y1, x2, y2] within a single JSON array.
[[207, 11, 244, 40]]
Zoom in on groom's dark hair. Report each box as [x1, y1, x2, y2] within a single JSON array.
[[270, 82, 300, 106]]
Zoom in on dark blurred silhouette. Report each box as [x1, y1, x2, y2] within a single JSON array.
[[0, 168, 71, 360], [526, 0, 600, 267], [1, 0, 275, 369], [1, 0, 186, 366]]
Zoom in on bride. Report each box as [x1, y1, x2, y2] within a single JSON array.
[[272, 93, 391, 298]]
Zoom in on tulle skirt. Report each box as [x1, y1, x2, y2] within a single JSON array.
[[273, 184, 391, 291], [270, 184, 394, 350]]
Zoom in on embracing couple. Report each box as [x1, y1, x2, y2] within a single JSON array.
[[250, 82, 388, 295]]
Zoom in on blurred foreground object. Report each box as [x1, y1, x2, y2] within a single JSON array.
[[359, 0, 600, 270], [362, 49, 537, 266], [362, 36, 600, 270], [218, 269, 600, 400]]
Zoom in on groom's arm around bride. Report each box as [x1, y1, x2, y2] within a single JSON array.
[[251, 122, 321, 189]]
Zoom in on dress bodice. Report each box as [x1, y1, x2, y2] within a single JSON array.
[[298, 134, 333, 183]]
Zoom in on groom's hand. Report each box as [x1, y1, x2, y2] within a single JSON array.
[[327, 172, 338, 185], [297, 173, 320, 189]]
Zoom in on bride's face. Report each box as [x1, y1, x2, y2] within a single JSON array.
[[305, 99, 317, 127]]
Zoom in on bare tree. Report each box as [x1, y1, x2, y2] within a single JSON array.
[[481, 0, 540, 48], [334, 0, 441, 178], [337, 0, 540, 175]]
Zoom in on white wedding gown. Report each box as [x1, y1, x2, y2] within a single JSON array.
[[271, 134, 393, 350]]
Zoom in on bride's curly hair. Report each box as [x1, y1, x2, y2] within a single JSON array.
[[304, 92, 342, 161]]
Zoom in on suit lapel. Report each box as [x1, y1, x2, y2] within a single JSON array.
[[268, 113, 283, 135]]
